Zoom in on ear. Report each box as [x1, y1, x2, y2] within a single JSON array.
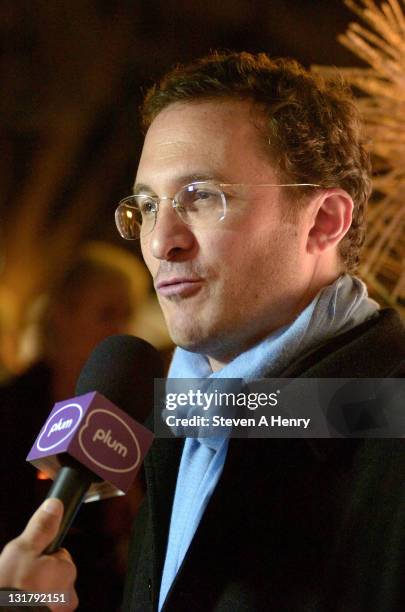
[[306, 188, 353, 255]]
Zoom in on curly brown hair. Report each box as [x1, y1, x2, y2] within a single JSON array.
[[141, 51, 371, 271]]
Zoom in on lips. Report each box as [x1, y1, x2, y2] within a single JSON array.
[[155, 277, 203, 298]]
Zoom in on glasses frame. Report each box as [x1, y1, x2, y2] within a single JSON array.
[[115, 180, 321, 240]]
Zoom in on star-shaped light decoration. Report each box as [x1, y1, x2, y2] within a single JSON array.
[[314, 0, 404, 315]]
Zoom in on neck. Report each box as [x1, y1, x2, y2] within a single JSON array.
[[208, 356, 227, 372], [206, 269, 344, 373]]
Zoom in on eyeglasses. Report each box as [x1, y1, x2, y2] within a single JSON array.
[[114, 181, 320, 240]]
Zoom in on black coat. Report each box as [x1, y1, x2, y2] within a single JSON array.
[[123, 309, 405, 612]]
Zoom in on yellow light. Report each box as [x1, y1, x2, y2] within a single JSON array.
[[126, 210, 133, 219], [36, 470, 51, 481]]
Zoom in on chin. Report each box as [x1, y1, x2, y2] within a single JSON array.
[[170, 332, 204, 353], [168, 324, 210, 353], [171, 327, 232, 360]]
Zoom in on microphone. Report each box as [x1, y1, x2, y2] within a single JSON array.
[[26, 335, 163, 553]]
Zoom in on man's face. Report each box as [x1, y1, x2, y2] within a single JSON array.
[[137, 99, 314, 363]]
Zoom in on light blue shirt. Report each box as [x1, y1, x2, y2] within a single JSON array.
[[158, 436, 228, 609]]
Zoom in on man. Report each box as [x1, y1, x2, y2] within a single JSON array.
[[1, 52, 404, 611]]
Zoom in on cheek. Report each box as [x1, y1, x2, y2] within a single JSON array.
[[140, 240, 156, 277], [226, 230, 292, 288]]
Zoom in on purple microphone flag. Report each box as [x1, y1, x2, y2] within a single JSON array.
[[27, 391, 154, 501]]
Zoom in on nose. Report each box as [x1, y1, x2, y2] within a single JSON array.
[[147, 199, 195, 261]]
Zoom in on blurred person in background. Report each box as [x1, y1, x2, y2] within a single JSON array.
[[1, 241, 150, 611]]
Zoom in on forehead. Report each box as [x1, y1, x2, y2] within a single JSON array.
[[135, 99, 278, 189]]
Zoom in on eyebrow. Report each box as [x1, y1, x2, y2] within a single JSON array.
[[132, 172, 228, 195]]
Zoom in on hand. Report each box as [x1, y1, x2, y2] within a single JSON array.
[[0, 498, 78, 611]]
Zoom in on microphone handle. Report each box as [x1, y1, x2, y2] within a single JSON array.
[[44, 466, 94, 554]]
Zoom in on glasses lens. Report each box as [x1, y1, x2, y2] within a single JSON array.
[[115, 196, 157, 239], [176, 183, 226, 227], [115, 201, 139, 240]]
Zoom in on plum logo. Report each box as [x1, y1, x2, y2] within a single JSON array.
[[48, 418, 73, 437], [92, 428, 127, 457], [37, 403, 83, 452], [79, 409, 140, 473]]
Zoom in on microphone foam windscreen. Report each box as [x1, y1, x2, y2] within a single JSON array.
[[75, 334, 164, 423]]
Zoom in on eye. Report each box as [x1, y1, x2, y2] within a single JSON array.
[[192, 185, 219, 201], [138, 196, 157, 216], [180, 186, 218, 209], [194, 189, 215, 200]]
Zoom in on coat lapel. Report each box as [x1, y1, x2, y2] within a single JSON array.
[[144, 435, 183, 599]]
